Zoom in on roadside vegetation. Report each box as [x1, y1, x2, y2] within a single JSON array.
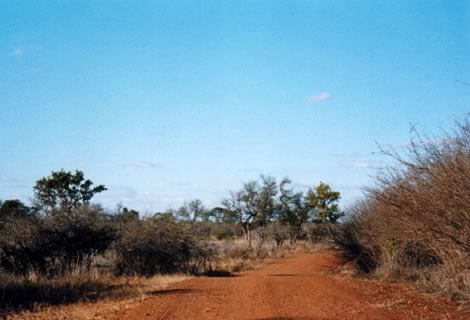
[[2, 114, 469, 317], [0, 170, 338, 317], [337, 116, 470, 301]]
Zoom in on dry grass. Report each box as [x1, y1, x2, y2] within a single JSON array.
[[4, 274, 189, 320], [207, 239, 317, 274], [2, 239, 317, 319]]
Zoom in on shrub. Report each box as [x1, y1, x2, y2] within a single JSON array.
[[0, 216, 48, 275], [113, 217, 209, 275], [337, 116, 470, 298], [0, 206, 116, 276], [210, 223, 241, 240], [255, 224, 290, 247], [308, 223, 335, 242]]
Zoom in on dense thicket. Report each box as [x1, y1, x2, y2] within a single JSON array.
[[338, 117, 470, 298], [0, 206, 116, 276], [113, 215, 214, 275]]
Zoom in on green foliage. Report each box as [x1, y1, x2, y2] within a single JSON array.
[[210, 207, 238, 224], [278, 178, 311, 244], [307, 182, 343, 223], [33, 170, 106, 213], [222, 175, 278, 244], [1, 168, 344, 281]]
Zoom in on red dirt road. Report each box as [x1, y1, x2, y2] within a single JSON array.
[[114, 251, 468, 320]]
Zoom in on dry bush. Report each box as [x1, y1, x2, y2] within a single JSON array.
[[254, 224, 290, 247], [308, 223, 340, 243], [338, 116, 470, 299], [0, 207, 207, 314], [203, 239, 257, 273], [0, 207, 116, 276], [418, 256, 470, 300], [112, 217, 212, 275], [209, 223, 243, 240]]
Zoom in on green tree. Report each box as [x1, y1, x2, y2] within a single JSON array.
[[223, 175, 277, 246], [278, 178, 311, 244], [307, 182, 343, 223], [0, 199, 31, 220], [33, 170, 107, 213], [210, 206, 237, 224]]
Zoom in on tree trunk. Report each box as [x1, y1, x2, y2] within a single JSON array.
[[290, 225, 299, 245], [242, 225, 248, 242]]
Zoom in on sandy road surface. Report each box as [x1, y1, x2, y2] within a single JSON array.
[[113, 251, 468, 320]]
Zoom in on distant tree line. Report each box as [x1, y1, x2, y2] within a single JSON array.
[[221, 176, 342, 246], [0, 169, 341, 277]]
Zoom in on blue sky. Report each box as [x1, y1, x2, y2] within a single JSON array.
[[1, 1, 469, 213]]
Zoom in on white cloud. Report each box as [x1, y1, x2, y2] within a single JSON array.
[[11, 48, 25, 57], [307, 91, 331, 102], [351, 161, 372, 168], [122, 161, 162, 168], [333, 152, 384, 170], [8, 46, 44, 57], [331, 152, 377, 158], [344, 161, 382, 169]]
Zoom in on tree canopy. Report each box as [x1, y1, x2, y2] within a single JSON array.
[[307, 182, 343, 223], [33, 170, 107, 213], [278, 178, 311, 244], [222, 175, 278, 245]]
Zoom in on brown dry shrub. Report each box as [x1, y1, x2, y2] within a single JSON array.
[[338, 116, 470, 299], [0, 207, 116, 276], [112, 216, 214, 275], [254, 224, 290, 247]]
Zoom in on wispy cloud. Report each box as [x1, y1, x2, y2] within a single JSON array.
[[350, 161, 373, 169], [122, 161, 162, 168], [332, 152, 384, 169], [0, 177, 28, 189], [331, 152, 378, 158], [307, 91, 331, 102], [8, 45, 43, 58], [344, 160, 382, 169], [10, 48, 25, 57]]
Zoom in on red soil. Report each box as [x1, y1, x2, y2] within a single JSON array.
[[113, 251, 468, 320]]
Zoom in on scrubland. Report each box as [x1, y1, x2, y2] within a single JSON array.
[[1, 115, 470, 318]]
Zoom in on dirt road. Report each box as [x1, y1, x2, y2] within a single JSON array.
[[113, 251, 467, 320]]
